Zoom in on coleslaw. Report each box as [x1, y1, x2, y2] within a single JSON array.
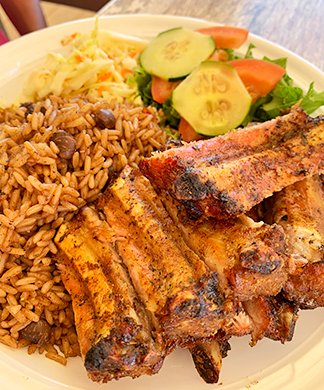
[[23, 22, 147, 103]]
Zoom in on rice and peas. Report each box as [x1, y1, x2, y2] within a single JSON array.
[[0, 28, 169, 364]]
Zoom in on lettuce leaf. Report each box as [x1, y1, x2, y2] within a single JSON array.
[[133, 66, 180, 128], [300, 82, 324, 113], [246, 61, 324, 122]]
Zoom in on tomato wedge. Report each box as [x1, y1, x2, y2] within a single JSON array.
[[230, 58, 286, 102], [196, 26, 249, 49], [151, 76, 181, 104], [178, 118, 205, 142]]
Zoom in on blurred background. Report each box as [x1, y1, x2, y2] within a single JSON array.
[[0, 0, 109, 40]]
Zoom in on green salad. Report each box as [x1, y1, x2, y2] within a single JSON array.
[[131, 26, 324, 141]]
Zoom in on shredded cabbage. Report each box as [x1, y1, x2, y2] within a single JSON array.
[[23, 22, 147, 103]]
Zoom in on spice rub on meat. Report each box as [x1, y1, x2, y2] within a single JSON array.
[[162, 191, 290, 301], [55, 207, 165, 382], [264, 175, 324, 308], [140, 109, 324, 220], [95, 168, 230, 343], [55, 168, 231, 382], [54, 110, 324, 384]]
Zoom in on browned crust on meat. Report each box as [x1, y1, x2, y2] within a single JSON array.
[[140, 110, 323, 220], [284, 262, 324, 308], [95, 168, 230, 343], [55, 208, 165, 382]]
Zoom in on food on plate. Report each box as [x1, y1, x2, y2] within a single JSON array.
[[230, 58, 286, 102], [0, 20, 323, 386], [140, 109, 324, 220], [264, 175, 324, 308], [190, 337, 231, 384], [172, 61, 252, 136], [191, 293, 298, 383], [283, 262, 324, 308], [0, 95, 167, 361], [55, 167, 232, 381], [196, 26, 249, 49], [55, 206, 165, 381], [243, 294, 298, 345], [23, 27, 147, 102], [162, 194, 290, 301], [135, 26, 324, 141], [151, 76, 181, 104], [55, 145, 323, 382], [83, 168, 229, 341], [178, 117, 205, 142], [140, 27, 215, 79]]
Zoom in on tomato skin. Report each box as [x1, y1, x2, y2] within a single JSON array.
[[196, 26, 249, 49], [151, 76, 181, 104], [178, 118, 205, 142], [208, 49, 229, 62], [230, 58, 286, 102]]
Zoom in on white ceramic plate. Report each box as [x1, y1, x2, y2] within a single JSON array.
[[0, 14, 323, 390]]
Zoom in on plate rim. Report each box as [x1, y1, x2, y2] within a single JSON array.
[[0, 13, 323, 390]]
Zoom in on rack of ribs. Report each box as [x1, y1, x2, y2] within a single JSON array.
[[140, 110, 324, 220], [55, 207, 165, 382], [54, 109, 324, 384], [191, 293, 298, 383], [95, 167, 232, 343], [161, 192, 291, 301], [55, 168, 235, 381]]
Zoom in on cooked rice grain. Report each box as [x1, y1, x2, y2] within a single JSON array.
[[0, 94, 168, 362]]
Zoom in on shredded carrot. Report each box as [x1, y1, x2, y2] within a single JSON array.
[[75, 54, 84, 63], [97, 86, 105, 96], [98, 72, 112, 82], [121, 68, 132, 79], [129, 49, 139, 58], [61, 32, 78, 46]]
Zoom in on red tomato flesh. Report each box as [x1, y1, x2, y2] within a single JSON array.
[[178, 118, 205, 143], [230, 58, 286, 102], [151, 76, 181, 104], [196, 26, 249, 49]]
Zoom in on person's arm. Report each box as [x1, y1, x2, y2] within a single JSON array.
[[0, 0, 47, 35]]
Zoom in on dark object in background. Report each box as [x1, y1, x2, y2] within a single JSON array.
[[44, 0, 109, 12]]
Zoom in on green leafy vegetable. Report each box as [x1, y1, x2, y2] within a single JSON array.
[[133, 66, 154, 106], [134, 42, 324, 135], [133, 66, 180, 128], [244, 43, 256, 58], [246, 66, 324, 122], [225, 43, 256, 60], [263, 56, 288, 69], [224, 48, 239, 60], [300, 82, 324, 113], [260, 74, 303, 118], [161, 99, 180, 128]]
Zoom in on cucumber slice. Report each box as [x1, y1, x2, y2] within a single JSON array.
[[172, 61, 252, 136], [140, 27, 215, 80]]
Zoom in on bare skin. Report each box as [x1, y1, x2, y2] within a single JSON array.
[[1, 0, 47, 35]]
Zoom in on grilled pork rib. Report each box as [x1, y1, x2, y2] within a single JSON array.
[[284, 262, 324, 308], [54, 108, 324, 383], [55, 208, 165, 382], [162, 193, 290, 300], [243, 295, 298, 345], [140, 110, 324, 220], [192, 294, 298, 384], [264, 175, 324, 308], [95, 167, 230, 343], [191, 337, 231, 384]]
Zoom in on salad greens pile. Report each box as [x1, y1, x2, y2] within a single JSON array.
[[132, 67, 181, 128], [133, 43, 324, 131]]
